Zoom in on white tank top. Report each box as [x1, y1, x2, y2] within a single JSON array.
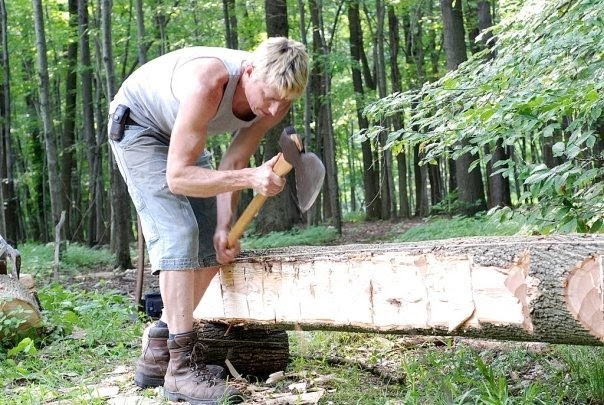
[[110, 47, 259, 140]]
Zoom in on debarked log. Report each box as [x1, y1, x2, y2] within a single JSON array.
[[194, 234, 604, 345]]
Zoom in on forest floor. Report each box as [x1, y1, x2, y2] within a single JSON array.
[[61, 219, 554, 404]]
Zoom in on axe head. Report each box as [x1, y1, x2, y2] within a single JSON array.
[[279, 127, 325, 212]]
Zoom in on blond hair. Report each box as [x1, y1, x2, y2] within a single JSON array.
[[250, 37, 309, 99]]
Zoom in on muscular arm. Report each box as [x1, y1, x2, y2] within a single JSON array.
[[165, 58, 291, 263], [213, 109, 290, 264]]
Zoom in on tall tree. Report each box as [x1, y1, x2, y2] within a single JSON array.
[[309, 0, 341, 233], [347, 0, 380, 220], [0, 0, 18, 242], [388, 5, 409, 219], [477, 0, 511, 209], [440, 0, 486, 215], [135, 0, 147, 64], [223, 0, 238, 49], [32, 0, 64, 239], [254, 0, 301, 234], [61, 0, 79, 239], [101, 0, 132, 269], [78, 0, 104, 244], [374, 0, 396, 219]]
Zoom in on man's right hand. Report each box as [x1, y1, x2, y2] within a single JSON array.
[[252, 154, 286, 197]]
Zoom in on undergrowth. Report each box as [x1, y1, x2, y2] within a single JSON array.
[[2, 215, 604, 403]]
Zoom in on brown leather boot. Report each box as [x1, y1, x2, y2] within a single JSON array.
[[164, 331, 243, 404], [134, 323, 226, 388]]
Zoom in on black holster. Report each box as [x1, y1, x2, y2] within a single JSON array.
[[109, 104, 130, 141]]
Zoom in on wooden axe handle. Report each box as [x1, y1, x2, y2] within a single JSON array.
[[227, 153, 293, 247]]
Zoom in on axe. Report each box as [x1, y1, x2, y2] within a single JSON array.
[[227, 126, 325, 247]]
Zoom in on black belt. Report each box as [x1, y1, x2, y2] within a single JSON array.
[[125, 116, 139, 126]]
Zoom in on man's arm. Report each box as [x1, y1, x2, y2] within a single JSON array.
[[166, 59, 285, 199], [213, 107, 291, 264]]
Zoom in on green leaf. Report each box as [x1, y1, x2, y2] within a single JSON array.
[[552, 142, 566, 157], [590, 219, 603, 233], [585, 89, 599, 102]]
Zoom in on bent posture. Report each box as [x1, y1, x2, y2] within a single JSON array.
[[108, 37, 309, 404]]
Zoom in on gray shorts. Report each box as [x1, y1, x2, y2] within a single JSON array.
[[109, 123, 218, 273]]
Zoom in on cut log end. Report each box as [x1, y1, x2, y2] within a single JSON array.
[[0, 274, 43, 337], [564, 255, 604, 341]]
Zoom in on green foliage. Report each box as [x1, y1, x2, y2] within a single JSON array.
[[364, 0, 604, 233], [559, 346, 604, 402], [18, 242, 114, 277], [0, 284, 143, 402], [242, 225, 339, 249], [342, 210, 367, 223], [395, 214, 524, 242], [0, 306, 31, 347], [430, 190, 487, 217]]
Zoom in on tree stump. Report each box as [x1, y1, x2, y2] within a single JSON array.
[[142, 321, 290, 378], [0, 274, 43, 338], [193, 321, 289, 378]]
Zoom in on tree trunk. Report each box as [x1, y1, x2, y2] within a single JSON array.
[[101, 0, 132, 269], [32, 0, 64, 235], [309, 0, 341, 233], [388, 6, 409, 219], [0, 0, 19, 243], [347, 0, 380, 220], [254, 0, 301, 235], [61, 0, 79, 240], [441, 0, 487, 215], [78, 0, 101, 245], [487, 138, 512, 208], [375, 0, 395, 220], [134, 0, 147, 64], [222, 0, 238, 49], [195, 235, 604, 346]]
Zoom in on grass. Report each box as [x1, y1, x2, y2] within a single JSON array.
[[242, 224, 339, 249], [394, 213, 526, 242], [2, 214, 604, 403], [1, 284, 144, 403]]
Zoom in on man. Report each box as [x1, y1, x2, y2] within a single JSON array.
[[108, 37, 309, 404]]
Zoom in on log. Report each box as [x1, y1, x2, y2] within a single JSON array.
[[0, 274, 43, 336], [194, 234, 604, 345], [142, 321, 289, 377], [194, 321, 289, 378]]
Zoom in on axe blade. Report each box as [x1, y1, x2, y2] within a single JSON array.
[[279, 127, 326, 213], [296, 152, 325, 212]]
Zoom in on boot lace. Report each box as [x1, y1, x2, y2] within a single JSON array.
[[187, 340, 220, 387]]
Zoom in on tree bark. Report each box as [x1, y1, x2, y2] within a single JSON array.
[[101, 0, 132, 269], [309, 0, 341, 233], [375, 0, 395, 220], [440, 0, 487, 215], [32, 0, 64, 237], [388, 7, 409, 219], [347, 0, 380, 220], [195, 235, 604, 346], [61, 0, 79, 240], [0, 0, 19, 243]]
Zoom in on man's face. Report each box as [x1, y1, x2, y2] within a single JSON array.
[[245, 70, 291, 118]]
